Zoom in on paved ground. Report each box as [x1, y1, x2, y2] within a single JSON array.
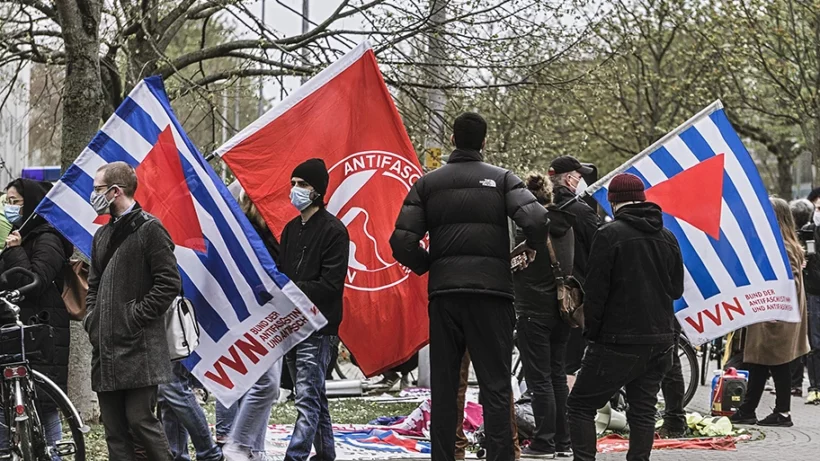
[[597, 380, 820, 461]]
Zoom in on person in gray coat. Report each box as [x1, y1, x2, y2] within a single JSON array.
[[83, 161, 181, 461]]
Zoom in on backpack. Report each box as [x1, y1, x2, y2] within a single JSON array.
[[62, 259, 90, 321], [546, 237, 585, 328]]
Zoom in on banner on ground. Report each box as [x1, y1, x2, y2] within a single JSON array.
[[36, 76, 326, 406], [216, 41, 429, 376], [586, 101, 800, 345]]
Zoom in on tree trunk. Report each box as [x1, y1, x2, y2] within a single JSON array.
[[777, 155, 795, 200], [55, 0, 104, 422]]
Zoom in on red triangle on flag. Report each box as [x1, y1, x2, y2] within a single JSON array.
[[646, 154, 724, 240], [93, 126, 206, 252]]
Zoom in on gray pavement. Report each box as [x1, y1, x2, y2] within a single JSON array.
[[596, 379, 820, 460]]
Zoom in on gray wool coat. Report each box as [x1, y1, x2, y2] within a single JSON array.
[[83, 211, 181, 392]]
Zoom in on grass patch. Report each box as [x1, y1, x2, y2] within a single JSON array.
[[83, 398, 421, 459]]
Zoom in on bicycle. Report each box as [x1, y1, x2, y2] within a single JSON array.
[[0, 267, 88, 461], [512, 331, 700, 409]]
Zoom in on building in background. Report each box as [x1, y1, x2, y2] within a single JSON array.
[[0, 62, 31, 187]]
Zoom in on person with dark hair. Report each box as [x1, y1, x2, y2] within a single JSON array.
[[808, 187, 820, 205], [514, 172, 576, 458], [85, 161, 181, 460], [567, 173, 683, 461], [804, 191, 820, 404], [0, 179, 74, 454], [391, 112, 549, 461], [278, 158, 349, 461]]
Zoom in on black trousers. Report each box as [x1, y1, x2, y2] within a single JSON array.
[[568, 343, 673, 461], [429, 294, 515, 461], [740, 362, 792, 414], [98, 386, 173, 461], [660, 342, 686, 431], [789, 357, 804, 389], [517, 314, 571, 453]]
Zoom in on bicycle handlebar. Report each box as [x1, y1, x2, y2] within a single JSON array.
[[0, 267, 41, 300]]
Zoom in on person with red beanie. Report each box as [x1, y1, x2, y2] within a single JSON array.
[[567, 173, 684, 461]]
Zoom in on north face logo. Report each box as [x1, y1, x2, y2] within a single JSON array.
[[480, 179, 496, 187]]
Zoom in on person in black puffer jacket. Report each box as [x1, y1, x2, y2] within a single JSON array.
[[567, 173, 683, 461], [391, 112, 549, 461], [513, 173, 576, 458], [0, 178, 73, 449]]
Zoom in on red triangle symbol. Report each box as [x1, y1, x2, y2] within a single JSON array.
[[646, 154, 724, 240], [93, 126, 206, 252]]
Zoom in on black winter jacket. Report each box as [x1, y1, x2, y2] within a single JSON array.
[[0, 224, 73, 393], [279, 208, 349, 335], [802, 223, 820, 295], [584, 202, 683, 344], [390, 148, 549, 300], [554, 186, 599, 284], [0, 179, 73, 397], [514, 206, 575, 318]]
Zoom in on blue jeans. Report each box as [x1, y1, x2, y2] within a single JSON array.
[[158, 363, 223, 461], [284, 334, 335, 461], [807, 294, 820, 392], [215, 359, 283, 453], [1, 405, 61, 460]]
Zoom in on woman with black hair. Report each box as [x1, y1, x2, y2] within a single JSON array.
[[0, 178, 73, 451]]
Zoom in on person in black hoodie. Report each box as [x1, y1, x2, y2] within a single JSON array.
[[567, 173, 683, 461], [514, 173, 576, 459], [391, 112, 549, 461], [0, 179, 73, 451], [278, 158, 349, 461]]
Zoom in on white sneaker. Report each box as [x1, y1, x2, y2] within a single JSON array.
[[222, 442, 253, 461]]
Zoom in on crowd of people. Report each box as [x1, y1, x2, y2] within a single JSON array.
[[0, 110, 818, 461], [0, 159, 349, 461]]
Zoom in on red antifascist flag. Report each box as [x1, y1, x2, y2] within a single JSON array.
[[216, 42, 428, 376]]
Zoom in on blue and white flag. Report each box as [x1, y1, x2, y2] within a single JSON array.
[[586, 101, 800, 345], [36, 76, 326, 405]]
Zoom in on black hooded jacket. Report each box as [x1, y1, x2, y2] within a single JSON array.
[[0, 179, 73, 393], [514, 206, 576, 318], [391, 148, 549, 300], [584, 202, 683, 344], [554, 185, 599, 284]]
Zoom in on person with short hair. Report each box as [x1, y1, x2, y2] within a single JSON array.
[[391, 112, 549, 461], [85, 161, 181, 460], [567, 173, 684, 461]]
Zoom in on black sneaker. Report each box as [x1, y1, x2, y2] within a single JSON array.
[[555, 447, 573, 458], [757, 412, 793, 427], [729, 410, 757, 425], [520, 446, 556, 459], [657, 426, 686, 439]]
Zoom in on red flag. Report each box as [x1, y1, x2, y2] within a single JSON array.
[[216, 42, 428, 376]]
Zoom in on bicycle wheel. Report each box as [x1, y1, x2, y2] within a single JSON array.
[[31, 371, 86, 460], [15, 417, 38, 461], [678, 337, 699, 408]]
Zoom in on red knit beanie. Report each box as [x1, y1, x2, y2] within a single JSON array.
[[608, 173, 646, 204]]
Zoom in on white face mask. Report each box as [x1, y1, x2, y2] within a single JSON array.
[[814, 210, 820, 227], [574, 176, 589, 196]]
